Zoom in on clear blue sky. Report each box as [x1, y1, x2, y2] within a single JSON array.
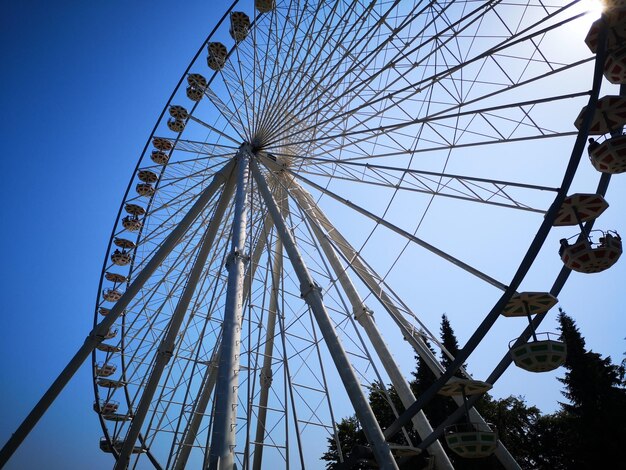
[[0, 2, 235, 468], [1, 1, 624, 469]]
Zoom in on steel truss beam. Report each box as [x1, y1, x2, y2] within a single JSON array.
[[287, 180, 520, 469], [251, 158, 399, 470], [208, 146, 252, 470], [114, 165, 237, 469], [291, 179, 454, 470]]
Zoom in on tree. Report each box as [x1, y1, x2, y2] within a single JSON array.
[[439, 314, 461, 371], [321, 416, 368, 469], [477, 395, 544, 469], [411, 331, 452, 429], [553, 309, 626, 468]]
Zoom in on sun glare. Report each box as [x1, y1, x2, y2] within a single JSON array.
[[583, 0, 607, 16]]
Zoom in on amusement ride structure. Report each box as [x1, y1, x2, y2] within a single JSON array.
[[2, 1, 626, 469]]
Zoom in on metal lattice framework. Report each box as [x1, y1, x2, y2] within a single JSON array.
[[1, 1, 618, 469]]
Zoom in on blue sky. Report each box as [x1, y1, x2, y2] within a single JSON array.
[[0, 2, 232, 468], [1, 1, 625, 469]]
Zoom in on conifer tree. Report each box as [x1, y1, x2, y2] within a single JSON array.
[[555, 308, 626, 468], [440, 314, 460, 368]]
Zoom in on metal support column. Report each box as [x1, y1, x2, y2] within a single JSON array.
[[293, 184, 453, 470], [0, 160, 235, 468], [208, 145, 252, 470], [290, 181, 520, 469], [174, 213, 274, 470], [173, 346, 220, 470], [114, 170, 237, 469], [250, 159, 398, 470], [252, 187, 285, 470], [251, 230, 282, 470]]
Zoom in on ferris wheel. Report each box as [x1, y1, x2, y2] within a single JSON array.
[[2, 0, 625, 469]]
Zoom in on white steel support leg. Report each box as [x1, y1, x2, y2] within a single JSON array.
[[290, 182, 521, 470], [174, 212, 274, 470], [0, 160, 235, 468], [208, 146, 252, 470], [252, 188, 285, 470], [294, 188, 454, 470], [173, 346, 220, 470], [250, 159, 399, 470], [114, 171, 238, 469]]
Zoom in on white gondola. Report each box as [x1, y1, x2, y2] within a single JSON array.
[[574, 95, 626, 135], [588, 135, 626, 174], [255, 0, 276, 14], [95, 363, 117, 377], [114, 237, 136, 249], [110, 250, 132, 266], [102, 413, 133, 422], [439, 379, 498, 459], [94, 400, 119, 414], [105, 272, 127, 283], [604, 45, 626, 84], [97, 378, 125, 389], [553, 193, 609, 227], [150, 149, 170, 165], [96, 343, 121, 353], [122, 215, 142, 232], [585, 6, 626, 54], [169, 105, 188, 120], [229, 12, 250, 41], [152, 137, 173, 151], [167, 118, 185, 133], [102, 288, 122, 302], [136, 182, 155, 197], [560, 230, 622, 273], [138, 170, 158, 183], [98, 307, 125, 317], [207, 42, 228, 70], [99, 438, 145, 454], [186, 73, 207, 101], [509, 332, 567, 373], [125, 203, 145, 216]]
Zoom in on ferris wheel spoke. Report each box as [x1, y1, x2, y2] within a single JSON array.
[[297, 165, 548, 213], [296, 189, 454, 465], [268, 78, 589, 150], [289, 168, 508, 291], [256, 0, 367, 138], [275, 50, 590, 159], [271, 0, 432, 138], [260, 0, 405, 144], [250, 158, 399, 468], [189, 103, 246, 143], [269, 5, 587, 148], [113, 173, 237, 469], [282, 151, 560, 193], [270, 0, 494, 143], [287, 180, 520, 463]]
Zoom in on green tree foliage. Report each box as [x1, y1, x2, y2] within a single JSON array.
[[477, 395, 542, 469], [411, 332, 453, 428], [439, 314, 461, 370], [321, 416, 368, 469], [551, 308, 626, 468], [322, 310, 626, 469]]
